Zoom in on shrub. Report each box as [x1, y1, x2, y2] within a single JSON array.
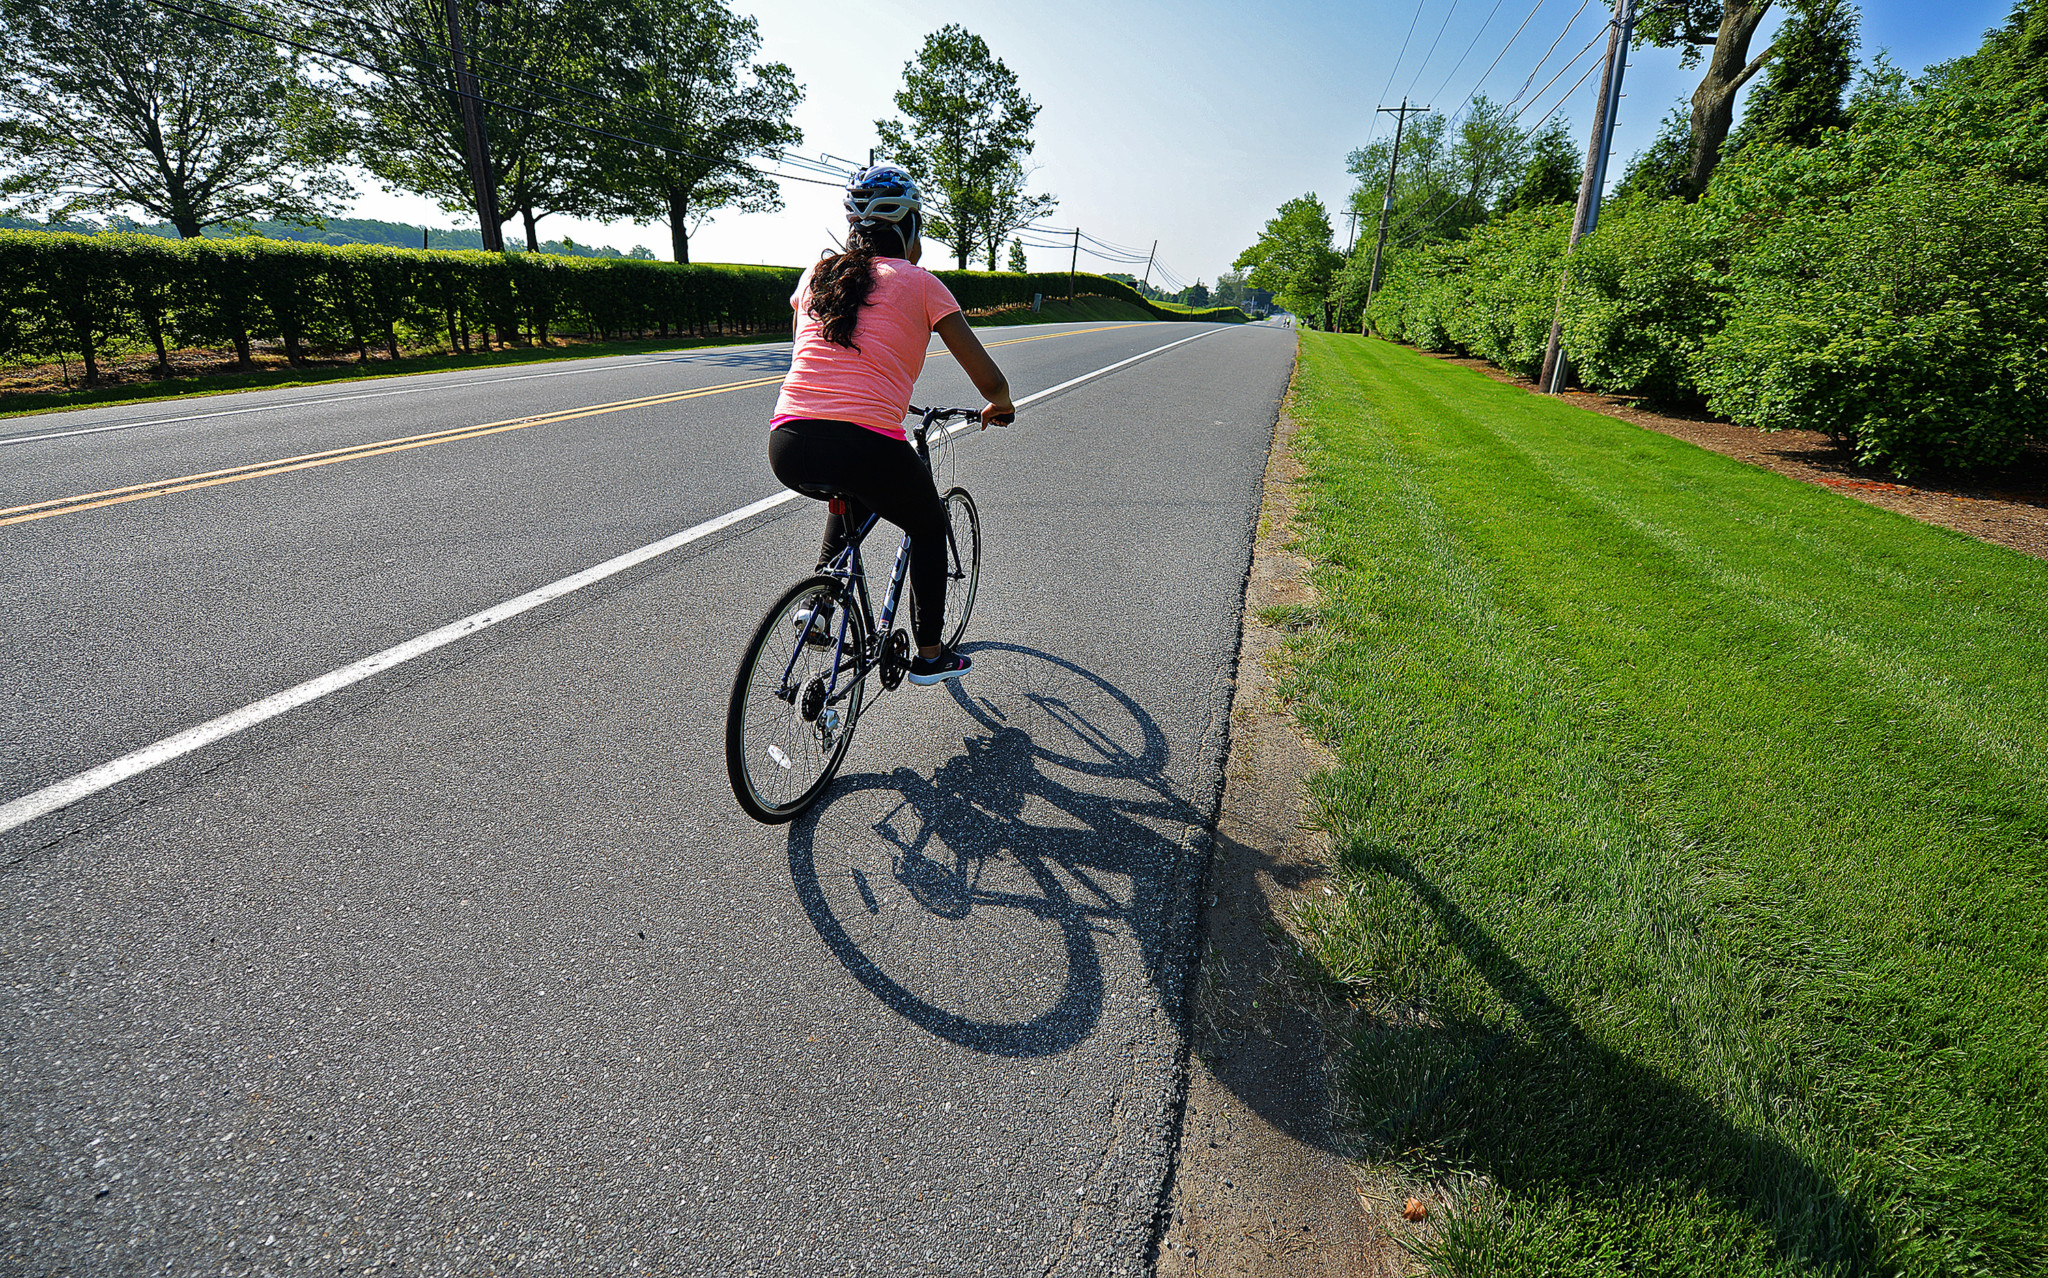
[[1370, 207, 1570, 378], [1561, 197, 1726, 405], [1696, 163, 2048, 475]]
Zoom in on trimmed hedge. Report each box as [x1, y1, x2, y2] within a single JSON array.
[[0, 232, 1240, 380]]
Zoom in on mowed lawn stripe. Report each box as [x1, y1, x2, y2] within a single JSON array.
[[1279, 334, 2046, 1277]]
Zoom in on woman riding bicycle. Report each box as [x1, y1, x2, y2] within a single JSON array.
[[767, 164, 1015, 686]]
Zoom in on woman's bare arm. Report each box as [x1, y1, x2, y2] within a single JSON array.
[[934, 312, 1015, 427]]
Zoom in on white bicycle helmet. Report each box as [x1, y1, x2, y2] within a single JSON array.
[[844, 164, 922, 228]]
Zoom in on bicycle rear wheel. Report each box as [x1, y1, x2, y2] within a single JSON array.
[[940, 487, 981, 651], [726, 575, 870, 823]]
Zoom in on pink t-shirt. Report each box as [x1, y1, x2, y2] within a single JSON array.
[[773, 257, 961, 441]]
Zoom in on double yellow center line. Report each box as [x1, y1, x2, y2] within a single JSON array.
[[1, 322, 1152, 529], [0, 375, 783, 528]]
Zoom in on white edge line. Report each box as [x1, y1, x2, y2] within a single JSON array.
[[0, 323, 1226, 837], [0, 489, 798, 836]]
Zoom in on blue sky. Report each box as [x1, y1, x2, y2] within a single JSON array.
[[346, 0, 2016, 283]]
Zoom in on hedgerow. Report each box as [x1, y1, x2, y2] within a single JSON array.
[[1367, 83, 2048, 476], [0, 233, 1237, 381]]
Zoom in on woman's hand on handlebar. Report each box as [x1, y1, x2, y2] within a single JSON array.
[[980, 401, 1015, 430]]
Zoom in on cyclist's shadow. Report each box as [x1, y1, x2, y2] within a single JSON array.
[[784, 642, 1203, 1058]]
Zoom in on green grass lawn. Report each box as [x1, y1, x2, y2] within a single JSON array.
[[1278, 334, 2047, 1276]]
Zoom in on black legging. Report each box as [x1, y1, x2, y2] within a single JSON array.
[[768, 419, 948, 647]]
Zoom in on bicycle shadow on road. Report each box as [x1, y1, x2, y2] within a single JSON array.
[[784, 642, 1207, 1058]]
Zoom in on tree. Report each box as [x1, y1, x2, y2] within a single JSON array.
[[1615, 104, 1695, 201], [876, 24, 1056, 270], [972, 158, 1056, 270], [1501, 117, 1581, 212], [1936, 0, 2048, 103], [1635, 0, 1784, 196], [585, 0, 801, 263], [1345, 97, 1528, 248], [1212, 270, 1247, 306], [1234, 194, 1340, 324], [1729, 0, 1858, 152], [1006, 237, 1028, 272], [0, 0, 350, 237], [336, 0, 606, 251]]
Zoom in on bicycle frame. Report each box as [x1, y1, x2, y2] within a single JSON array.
[[779, 406, 977, 709]]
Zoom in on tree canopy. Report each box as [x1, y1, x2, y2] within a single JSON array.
[[1233, 194, 1338, 320], [333, 0, 609, 252], [583, 0, 801, 264], [1729, 0, 1858, 152], [876, 25, 1056, 270], [0, 0, 349, 237]]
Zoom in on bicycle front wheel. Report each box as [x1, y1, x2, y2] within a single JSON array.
[[940, 487, 981, 650], [726, 575, 870, 824]]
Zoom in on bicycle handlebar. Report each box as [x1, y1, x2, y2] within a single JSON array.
[[908, 404, 1013, 428]]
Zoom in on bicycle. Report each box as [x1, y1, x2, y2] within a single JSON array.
[[725, 405, 999, 824]]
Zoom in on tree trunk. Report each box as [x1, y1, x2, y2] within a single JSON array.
[[141, 310, 171, 376], [172, 212, 202, 239], [522, 204, 540, 253], [386, 321, 400, 361], [1684, 0, 1777, 196], [232, 328, 253, 370], [73, 323, 100, 385], [668, 189, 691, 264]]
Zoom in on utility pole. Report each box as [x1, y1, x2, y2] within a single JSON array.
[[444, 0, 502, 253], [1539, 0, 1637, 394], [1068, 227, 1080, 301], [1141, 240, 1157, 292], [1366, 98, 1430, 319]]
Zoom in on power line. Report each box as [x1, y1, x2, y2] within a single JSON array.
[[1394, 37, 1606, 248], [1430, 0, 1512, 104], [1506, 0, 1597, 108], [1511, 24, 1607, 119], [1448, 0, 1552, 113], [1362, 0, 1434, 154], [1405, 0, 1462, 100]]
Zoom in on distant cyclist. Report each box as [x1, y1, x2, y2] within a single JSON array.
[[768, 163, 1015, 685]]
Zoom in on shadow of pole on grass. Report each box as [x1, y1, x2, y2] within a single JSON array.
[[1349, 850, 1880, 1272]]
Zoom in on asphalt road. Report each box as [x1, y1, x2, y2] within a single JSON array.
[[1, 320, 1297, 1274]]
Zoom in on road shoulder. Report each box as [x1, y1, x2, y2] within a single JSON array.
[[1155, 400, 1411, 1276]]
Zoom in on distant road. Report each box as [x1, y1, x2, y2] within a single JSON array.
[[1, 320, 1296, 1274]]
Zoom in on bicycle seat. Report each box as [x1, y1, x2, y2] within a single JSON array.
[[791, 483, 854, 514]]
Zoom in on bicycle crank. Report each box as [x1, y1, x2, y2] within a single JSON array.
[[879, 629, 911, 691]]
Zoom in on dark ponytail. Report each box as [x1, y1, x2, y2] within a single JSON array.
[[807, 213, 916, 350]]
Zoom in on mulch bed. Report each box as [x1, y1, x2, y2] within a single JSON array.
[[1429, 353, 2048, 563]]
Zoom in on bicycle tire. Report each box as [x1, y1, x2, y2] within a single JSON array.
[[726, 575, 870, 823], [940, 487, 981, 651]]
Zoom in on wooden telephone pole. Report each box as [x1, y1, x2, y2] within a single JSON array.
[[1366, 99, 1431, 319], [444, 0, 502, 253], [1539, 0, 1638, 393]]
